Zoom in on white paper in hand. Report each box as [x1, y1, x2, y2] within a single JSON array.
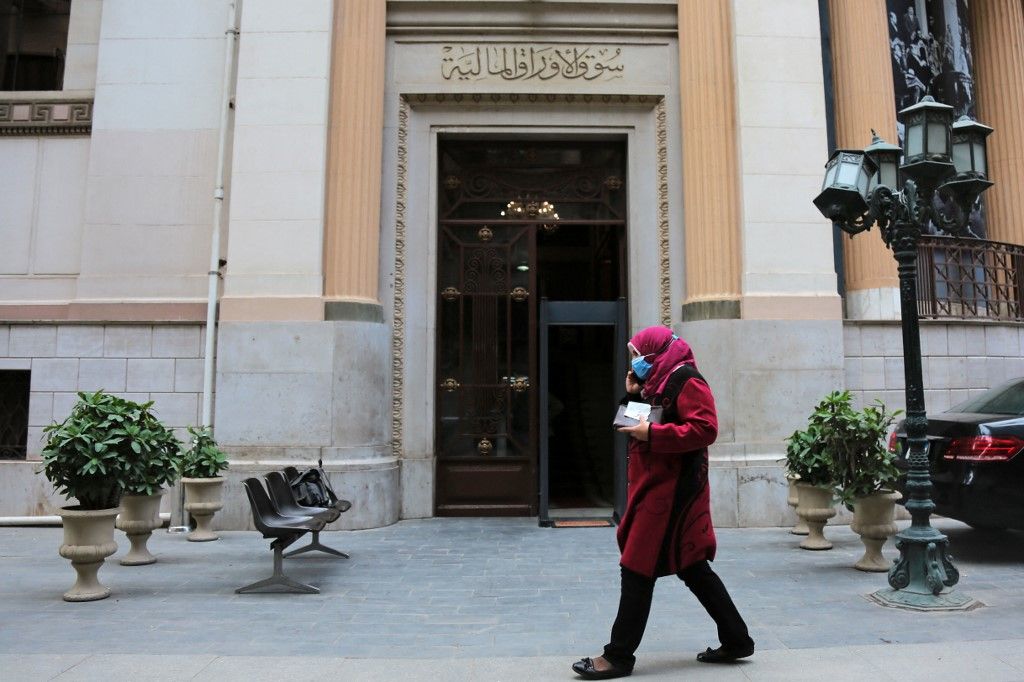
[[623, 401, 652, 422]]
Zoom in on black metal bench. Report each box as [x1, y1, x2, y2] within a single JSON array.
[[264, 470, 349, 559], [237, 477, 324, 595]]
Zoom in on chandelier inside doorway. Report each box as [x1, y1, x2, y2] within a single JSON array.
[[501, 196, 561, 233]]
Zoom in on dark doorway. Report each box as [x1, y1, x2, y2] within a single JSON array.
[[434, 138, 627, 517], [547, 325, 616, 511], [539, 300, 629, 526]]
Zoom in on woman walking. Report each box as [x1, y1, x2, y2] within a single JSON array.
[[572, 326, 754, 680]]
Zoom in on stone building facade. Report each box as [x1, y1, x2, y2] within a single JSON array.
[[2, 0, 1023, 529]]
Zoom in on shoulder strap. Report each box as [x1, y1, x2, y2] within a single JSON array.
[[656, 363, 706, 414]]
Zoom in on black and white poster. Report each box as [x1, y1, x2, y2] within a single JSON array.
[[886, 0, 985, 236]]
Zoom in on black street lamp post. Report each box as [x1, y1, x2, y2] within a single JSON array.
[[813, 96, 992, 610]]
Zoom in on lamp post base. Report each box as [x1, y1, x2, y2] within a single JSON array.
[[867, 528, 981, 611], [869, 587, 980, 612]]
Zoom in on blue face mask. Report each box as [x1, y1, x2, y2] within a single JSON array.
[[631, 354, 653, 380], [630, 335, 679, 381]]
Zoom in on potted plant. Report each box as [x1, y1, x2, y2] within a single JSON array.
[[832, 397, 903, 572], [114, 400, 181, 566], [785, 416, 837, 550], [179, 427, 229, 542], [785, 472, 809, 536], [41, 391, 134, 601]]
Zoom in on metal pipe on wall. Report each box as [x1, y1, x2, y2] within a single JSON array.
[[0, 512, 172, 527], [170, 0, 240, 532]]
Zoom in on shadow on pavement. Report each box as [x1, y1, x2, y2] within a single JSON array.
[[934, 520, 1024, 565]]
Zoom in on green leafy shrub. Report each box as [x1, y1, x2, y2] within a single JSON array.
[[829, 396, 902, 503], [41, 391, 181, 509], [179, 427, 229, 479], [785, 422, 834, 487], [118, 403, 182, 497], [785, 390, 902, 501]]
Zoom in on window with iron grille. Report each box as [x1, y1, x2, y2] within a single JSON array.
[[0, 370, 30, 460], [1, 0, 71, 91]]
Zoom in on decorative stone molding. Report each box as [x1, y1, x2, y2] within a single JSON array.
[[386, 0, 678, 36], [0, 99, 92, 136], [391, 97, 410, 459], [406, 92, 659, 106], [390, 92, 671, 457], [655, 97, 670, 326]]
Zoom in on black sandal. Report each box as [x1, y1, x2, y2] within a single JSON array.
[[571, 657, 633, 679], [696, 643, 755, 663]]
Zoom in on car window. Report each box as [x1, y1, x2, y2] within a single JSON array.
[[949, 380, 1024, 415]]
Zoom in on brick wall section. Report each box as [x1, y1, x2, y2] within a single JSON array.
[[0, 323, 208, 459], [844, 321, 1024, 414]]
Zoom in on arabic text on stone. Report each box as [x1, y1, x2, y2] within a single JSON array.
[[441, 45, 624, 82]]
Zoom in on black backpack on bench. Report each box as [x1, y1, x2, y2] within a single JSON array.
[[288, 461, 336, 508]]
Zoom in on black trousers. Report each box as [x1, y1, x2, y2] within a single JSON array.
[[601, 561, 753, 671]]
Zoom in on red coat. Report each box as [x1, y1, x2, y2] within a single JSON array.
[[616, 377, 718, 578]]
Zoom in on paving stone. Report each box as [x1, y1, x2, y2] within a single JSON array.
[[1, 518, 1023, 676], [0, 653, 88, 680], [53, 654, 216, 681]]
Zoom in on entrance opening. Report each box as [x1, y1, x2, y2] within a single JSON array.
[[434, 137, 627, 517], [546, 325, 616, 514]]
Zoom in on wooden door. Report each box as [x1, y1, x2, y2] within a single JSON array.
[[435, 222, 537, 515], [434, 140, 627, 516]]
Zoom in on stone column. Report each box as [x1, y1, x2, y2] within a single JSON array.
[[678, 0, 742, 321], [215, 0, 397, 530], [316, 0, 395, 528], [971, 0, 1024, 246], [323, 0, 387, 320], [828, 0, 899, 319]]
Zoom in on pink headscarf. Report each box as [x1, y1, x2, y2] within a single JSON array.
[[629, 326, 697, 399]]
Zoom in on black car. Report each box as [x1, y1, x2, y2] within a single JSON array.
[[891, 378, 1024, 530]]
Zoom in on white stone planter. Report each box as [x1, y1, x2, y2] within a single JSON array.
[[182, 477, 225, 542], [786, 474, 809, 535], [795, 483, 836, 550], [58, 506, 120, 602], [851, 490, 902, 572], [115, 489, 166, 565]]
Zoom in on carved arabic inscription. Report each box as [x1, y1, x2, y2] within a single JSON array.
[[441, 45, 624, 82]]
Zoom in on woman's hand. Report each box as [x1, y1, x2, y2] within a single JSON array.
[[617, 416, 650, 442], [625, 370, 641, 394]]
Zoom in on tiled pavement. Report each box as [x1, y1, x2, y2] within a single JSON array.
[[2, 517, 1024, 680]]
